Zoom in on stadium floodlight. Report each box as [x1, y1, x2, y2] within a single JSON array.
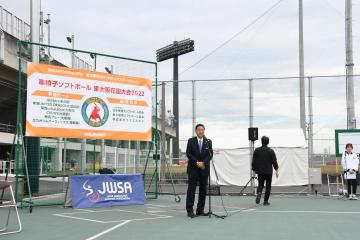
[[156, 39, 195, 162], [156, 39, 194, 62]]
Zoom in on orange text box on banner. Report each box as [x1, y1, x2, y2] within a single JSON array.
[[26, 63, 152, 141]]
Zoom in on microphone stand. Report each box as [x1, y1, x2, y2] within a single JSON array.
[[205, 139, 226, 219]]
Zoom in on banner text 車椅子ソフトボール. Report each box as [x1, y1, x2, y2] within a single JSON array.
[[25, 63, 152, 141]]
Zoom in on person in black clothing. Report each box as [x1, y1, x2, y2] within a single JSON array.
[[251, 136, 279, 206], [186, 123, 213, 218]]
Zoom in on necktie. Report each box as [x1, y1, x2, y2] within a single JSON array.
[[199, 140, 202, 152]]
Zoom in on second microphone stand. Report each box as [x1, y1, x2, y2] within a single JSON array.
[[205, 139, 226, 219]]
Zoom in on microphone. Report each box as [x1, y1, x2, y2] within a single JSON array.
[[204, 138, 211, 150]]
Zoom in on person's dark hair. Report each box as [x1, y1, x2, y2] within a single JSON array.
[[195, 123, 205, 130], [261, 136, 269, 146], [345, 143, 353, 149]]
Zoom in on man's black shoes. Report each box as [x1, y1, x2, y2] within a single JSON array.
[[187, 212, 197, 218], [188, 210, 208, 218], [256, 193, 271, 206], [255, 193, 261, 204]]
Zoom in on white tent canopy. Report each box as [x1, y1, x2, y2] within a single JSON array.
[[210, 128, 309, 186]]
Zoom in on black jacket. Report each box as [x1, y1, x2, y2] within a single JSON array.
[[251, 145, 279, 175], [186, 137, 213, 174]]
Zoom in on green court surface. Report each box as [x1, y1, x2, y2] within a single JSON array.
[[2, 195, 360, 240]]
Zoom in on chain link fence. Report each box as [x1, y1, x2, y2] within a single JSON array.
[[8, 41, 161, 206]]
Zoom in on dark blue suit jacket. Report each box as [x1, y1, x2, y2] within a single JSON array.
[[186, 136, 213, 174]]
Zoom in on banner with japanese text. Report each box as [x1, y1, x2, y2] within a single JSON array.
[[26, 63, 152, 140]]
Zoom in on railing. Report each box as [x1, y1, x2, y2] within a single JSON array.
[[0, 6, 30, 41], [0, 123, 16, 133], [0, 160, 14, 174], [74, 55, 93, 71]]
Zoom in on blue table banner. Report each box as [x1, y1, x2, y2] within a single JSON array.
[[70, 174, 146, 208]]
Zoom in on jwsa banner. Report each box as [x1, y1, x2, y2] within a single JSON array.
[[26, 63, 152, 141], [70, 174, 146, 208]]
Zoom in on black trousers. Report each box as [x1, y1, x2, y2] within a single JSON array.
[[186, 169, 208, 213], [257, 174, 273, 202], [347, 179, 357, 195]]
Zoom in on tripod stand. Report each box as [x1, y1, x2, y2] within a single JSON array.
[[205, 139, 227, 219], [240, 176, 257, 195]]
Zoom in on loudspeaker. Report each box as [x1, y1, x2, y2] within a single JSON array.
[[248, 127, 258, 141]]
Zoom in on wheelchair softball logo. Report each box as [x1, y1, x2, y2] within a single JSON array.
[[81, 97, 109, 127], [82, 180, 101, 203]]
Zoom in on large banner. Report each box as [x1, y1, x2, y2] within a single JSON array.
[[26, 63, 152, 140], [70, 174, 146, 209]]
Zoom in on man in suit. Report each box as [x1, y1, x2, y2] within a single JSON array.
[[251, 136, 279, 206], [186, 123, 213, 218]]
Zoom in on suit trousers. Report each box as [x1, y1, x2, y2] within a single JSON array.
[[186, 168, 208, 213]]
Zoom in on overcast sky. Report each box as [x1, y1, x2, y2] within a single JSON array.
[[3, 0, 360, 153]]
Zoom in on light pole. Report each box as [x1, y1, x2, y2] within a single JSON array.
[[299, 0, 306, 135], [156, 39, 195, 163], [90, 53, 97, 71], [30, 0, 40, 62], [345, 0, 356, 129], [192, 80, 196, 137], [44, 14, 51, 56], [101, 65, 113, 169], [66, 35, 75, 68], [249, 79, 256, 193], [61, 34, 75, 174], [66, 35, 87, 171]]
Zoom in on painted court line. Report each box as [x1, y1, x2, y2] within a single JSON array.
[[146, 205, 250, 216], [147, 206, 161, 209], [105, 215, 172, 223], [253, 210, 360, 214], [55, 211, 101, 215], [55, 209, 173, 217], [74, 209, 96, 213], [145, 205, 188, 214], [53, 209, 173, 224], [113, 209, 170, 216], [146, 203, 250, 215], [212, 205, 248, 210], [78, 208, 173, 218], [146, 203, 168, 207], [147, 203, 247, 211], [53, 214, 107, 223], [85, 220, 131, 240], [147, 210, 168, 213], [55, 209, 167, 217], [54, 209, 173, 240], [242, 208, 256, 212]]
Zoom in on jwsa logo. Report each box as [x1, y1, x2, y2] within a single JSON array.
[[82, 180, 133, 203]]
